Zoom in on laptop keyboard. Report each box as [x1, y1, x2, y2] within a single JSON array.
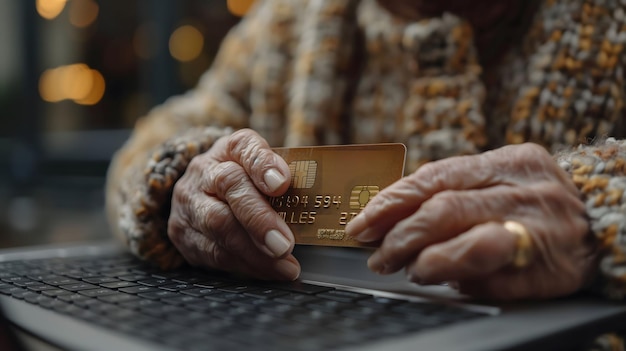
[[0, 255, 488, 351]]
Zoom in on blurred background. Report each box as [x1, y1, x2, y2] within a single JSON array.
[[0, 0, 251, 249]]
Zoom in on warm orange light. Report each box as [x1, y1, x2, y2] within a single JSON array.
[[69, 0, 99, 28], [36, 0, 67, 20], [39, 64, 105, 105], [227, 0, 255, 17], [75, 70, 105, 105], [39, 68, 64, 102], [169, 25, 204, 62], [60, 64, 93, 101]]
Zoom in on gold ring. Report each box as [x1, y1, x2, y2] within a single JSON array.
[[503, 220, 534, 269]]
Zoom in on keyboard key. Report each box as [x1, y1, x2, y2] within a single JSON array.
[[138, 290, 179, 300], [316, 290, 370, 302], [274, 293, 320, 306], [73, 298, 107, 309], [101, 269, 134, 278], [258, 303, 308, 316], [306, 299, 353, 312], [139, 304, 187, 317], [179, 288, 216, 297], [203, 291, 245, 303], [270, 281, 333, 295], [59, 283, 99, 291], [183, 300, 230, 313], [57, 293, 90, 303], [290, 310, 334, 325], [98, 293, 140, 304], [150, 271, 182, 279], [78, 288, 117, 297], [2, 276, 33, 284], [340, 306, 379, 320], [119, 286, 160, 294], [161, 295, 203, 306], [119, 298, 161, 310], [193, 280, 229, 289], [0, 287, 27, 296], [83, 277, 120, 284], [243, 288, 288, 299], [159, 283, 193, 292], [357, 296, 405, 309], [27, 274, 62, 281], [100, 281, 138, 289], [42, 289, 73, 297], [43, 277, 81, 286], [117, 273, 149, 282], [171, 274, 207, 284], [217, 284, 253, 293], [27, 284, 57, 292], [137, 278, 170, 287]]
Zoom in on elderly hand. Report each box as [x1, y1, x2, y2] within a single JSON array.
[[168, 129, 300, 280], [345, 143, 598, 300]]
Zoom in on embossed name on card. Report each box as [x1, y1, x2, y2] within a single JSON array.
[[270, 144, 406, 247]]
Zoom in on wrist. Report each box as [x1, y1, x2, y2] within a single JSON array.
[[115, 126, 232, 269]]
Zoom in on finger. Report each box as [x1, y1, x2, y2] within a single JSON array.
[[367, 186, 516, 274], [170, 176, 299, 279], [203, 161, 295, 258], [366, 179, 587, 275], [457, 244, 591, 300], [346, 157, 480, 242], [405, 222, 517, 284], [173, 228, 300, 281], [215, 129, 291, 196], [169, 192, 300, 280], [346, 143, 576, 241]]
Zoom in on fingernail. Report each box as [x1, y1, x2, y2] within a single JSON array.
[[265, 229, 292, 258], [275, 260, 300, 281], [264, 168, 286, 193]]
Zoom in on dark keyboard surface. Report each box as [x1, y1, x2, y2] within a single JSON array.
[[0, 255, 488, 351]]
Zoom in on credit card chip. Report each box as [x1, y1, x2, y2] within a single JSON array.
[[350, 186, 380, 210], [289, 160, 317, 189]]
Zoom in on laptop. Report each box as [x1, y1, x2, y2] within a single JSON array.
[[1, 238, 626, 351]]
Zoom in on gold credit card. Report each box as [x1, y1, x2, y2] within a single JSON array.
[[270, 144, 406, 247]]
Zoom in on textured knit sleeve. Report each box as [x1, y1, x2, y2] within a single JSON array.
[[556, 139, 626, 299], [495, 1, 626, 299], [105, 0, 277, 269]]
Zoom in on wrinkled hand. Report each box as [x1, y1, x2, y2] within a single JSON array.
[[168, 129, 300, 280], [346, 143, 597, 300]]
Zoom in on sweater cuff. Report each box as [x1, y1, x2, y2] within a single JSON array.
[[556, 138, 626, 299], [117, 126, 232, 269]]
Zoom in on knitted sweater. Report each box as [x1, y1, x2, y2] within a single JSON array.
[[106, 0, 626, 298]]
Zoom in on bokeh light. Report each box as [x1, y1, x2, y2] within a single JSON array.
[[36, 0, 67, 20], [60, 64, 93, 101], [76, 69, 105, 105], [169, 25, 204, 62], [69, 0, 99, 28], [39, 64, 106, 105], [227, 0, 255, 17]]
